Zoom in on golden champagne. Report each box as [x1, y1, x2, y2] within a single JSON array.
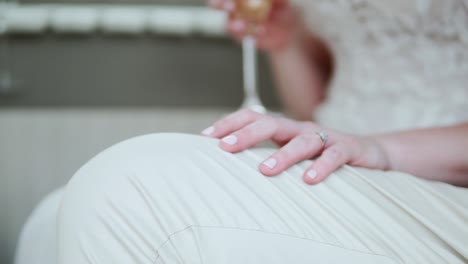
[[235, 0, 273, 24]]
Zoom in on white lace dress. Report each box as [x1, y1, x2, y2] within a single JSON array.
[[296, 0, 468, 134]]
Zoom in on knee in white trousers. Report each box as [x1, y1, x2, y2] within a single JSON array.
[[57, 133, 467, 264]]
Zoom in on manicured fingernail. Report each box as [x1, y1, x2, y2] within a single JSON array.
[[222, 135, 238, 145], [231, 19, 244, 31], [202, 126, 214, 136], [262, 158, 277, 169], [223, 1, 236, 11], [307, 170, 318, 180]]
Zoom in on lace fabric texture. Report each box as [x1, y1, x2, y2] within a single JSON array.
[[295, 0, 468, 134]]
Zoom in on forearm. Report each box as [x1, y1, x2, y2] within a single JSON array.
[[374, 123, 468, 186], [267, 31, 330, 121]]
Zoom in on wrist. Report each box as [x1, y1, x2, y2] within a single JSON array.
[[352, 135, 393, 171], [368, 135, 398, 171]]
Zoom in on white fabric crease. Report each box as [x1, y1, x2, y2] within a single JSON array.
[[54, 133, 468, 263]]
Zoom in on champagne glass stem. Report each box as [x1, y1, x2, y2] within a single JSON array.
[[242, 35, 266, 113]]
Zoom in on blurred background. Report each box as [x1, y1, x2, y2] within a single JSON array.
[[0, 0, 280, 263]]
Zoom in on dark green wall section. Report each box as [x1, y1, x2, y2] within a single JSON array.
[[0, 35, 280, 109]]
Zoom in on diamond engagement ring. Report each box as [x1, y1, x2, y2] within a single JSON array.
[[315, 130, 329, 148]]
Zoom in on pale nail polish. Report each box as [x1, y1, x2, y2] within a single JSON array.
[[263, 158, 277, 169], [307, 170, 318, 180], [223, 1, 236, 11], [222, 135, 238, 145], [202, 126, 214, 136]]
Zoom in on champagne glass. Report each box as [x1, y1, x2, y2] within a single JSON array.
[[235, 0, 273, 113]]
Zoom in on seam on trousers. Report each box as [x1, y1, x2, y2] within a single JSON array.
[[153, 225, 404, 264]]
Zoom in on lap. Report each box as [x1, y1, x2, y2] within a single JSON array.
[[55, 133, 468, 263]]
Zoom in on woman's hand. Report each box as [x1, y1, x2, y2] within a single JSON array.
[[209, 0, 300, 52], [202, 109, 391, 184]]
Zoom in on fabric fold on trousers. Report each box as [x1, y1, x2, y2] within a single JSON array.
[[53, 133, 468, 263]]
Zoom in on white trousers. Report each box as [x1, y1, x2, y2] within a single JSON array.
[[23, 133, 468, 263]]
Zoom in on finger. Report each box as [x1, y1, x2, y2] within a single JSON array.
[[219, 115, 278, 153], [227, 19, 248, 37], [269, 118, 315, 145], [208, 0, 236, 12], [230, 23, 267, 45], [260, 133, 323, 176], [303, 143, 351, 185], [201, 109, 263, 138]]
